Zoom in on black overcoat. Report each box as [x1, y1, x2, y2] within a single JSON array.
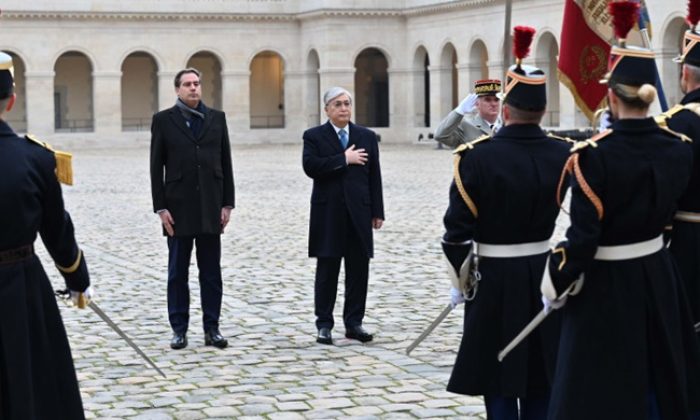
[[150, 105, 235, 237], [666, 88, 700, 329], [443, 124, 570, 398], [546, 118, 700, 420], [0, 120, 89, 419], [302, 121, 384, 258]]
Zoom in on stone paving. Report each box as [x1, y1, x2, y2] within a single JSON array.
[[38, 141, 570, 419]]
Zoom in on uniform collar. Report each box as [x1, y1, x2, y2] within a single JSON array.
[[681, 88, 700, 105], [494, 123, 545, 139], [611, 117, 657, 132], [0, 119, 15, 137]]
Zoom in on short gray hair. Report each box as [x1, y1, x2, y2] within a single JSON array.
[[323, 87, 352, 106], [0, 97, 9, 116], [686, 63, 700, 84]]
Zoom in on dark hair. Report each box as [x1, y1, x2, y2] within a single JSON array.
[[505, 103, 545, 124], [174, 68, 201, 88]]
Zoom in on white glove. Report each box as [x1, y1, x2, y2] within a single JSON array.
[[541, 294, 566, 313], [450, 287, 466, 308], [598, 110, 612, 132], [456, 93, 478, 115], [70, 286, 93, 309]]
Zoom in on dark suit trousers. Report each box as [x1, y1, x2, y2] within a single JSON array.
[[167, 235, 223, 334], [314, 219, 369, 330]]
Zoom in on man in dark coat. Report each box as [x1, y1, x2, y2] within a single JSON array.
[[441, 27, 571, 420], [150, 68, 235, 350], [658, 26, 700, 337], [541, 26, 700, 420], [302, 86, 384, 345], [0, 51, 91, 419]]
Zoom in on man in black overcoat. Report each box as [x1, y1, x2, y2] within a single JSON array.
[[302, 86, 384, 345], [0, 51, 91, 419], [150, 68, 235, 350]]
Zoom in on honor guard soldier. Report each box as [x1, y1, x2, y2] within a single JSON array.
[[441, 26, 571, 420], [0, 51, 92, 419], [657, 0, 700, 337], [434, 79, 502, 149], [540, 3, 700, 419]]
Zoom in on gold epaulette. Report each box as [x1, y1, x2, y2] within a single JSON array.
[[452, 135, 490, 218], [658, 126, 692, 143], [654, 104, 686, 127], [547, 132, 575, 144], [453, 134, 491, 154], [683, 102, 700, 117], [569, 129, 612, 153], [25, 134, 73, 185]]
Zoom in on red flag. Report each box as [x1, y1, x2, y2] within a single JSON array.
[[558, 0, 648, 121]]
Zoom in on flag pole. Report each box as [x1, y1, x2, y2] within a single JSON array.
[[503, 0, 512, 82]]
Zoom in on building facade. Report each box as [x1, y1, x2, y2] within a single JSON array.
[[0, 0, 689, 146]]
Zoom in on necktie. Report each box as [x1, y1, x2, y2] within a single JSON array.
[[338, 128, 348, 149]]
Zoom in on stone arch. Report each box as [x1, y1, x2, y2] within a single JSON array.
[[54, 51, 94, 132], [3, 50, 27, 132], [662, 16, 689, 106], [440, 42, 458, 115], [306, 49, 321, 127], [249, 50, 285, 128], [354, 47, 389, 127], [413, 45, 430, 127], [121, 51, 159, 131]]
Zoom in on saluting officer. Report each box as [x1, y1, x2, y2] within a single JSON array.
[[541, 3, 700, 419], [657, 10, 700, 335], [434, 79, 502, 149], [442, 26, 570, 420], [0, 51, 91, 419]]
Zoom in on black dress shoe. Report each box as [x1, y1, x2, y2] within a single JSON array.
[[317, 327, 333, 345], [345, 326, 373, 343], [204, 328, 228, 349], [170, 333, 187, 350]]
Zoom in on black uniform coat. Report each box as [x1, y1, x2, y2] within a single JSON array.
[[666, 88, 700, 328], [0, 120, 89, 419], [150, 104, 235, 236], [303, 121, 384, 258], [443, 124, 570, 398], [545, 118, 700, 420]]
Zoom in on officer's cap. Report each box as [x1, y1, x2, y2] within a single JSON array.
[[474, 79, 501, 97], [601, 1, 656, 86], [498, 26, 546, 112], [675, 31, 700, 67], [0, 52, 14, 100]]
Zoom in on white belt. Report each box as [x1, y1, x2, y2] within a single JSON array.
[[674, 211, 700, 223], [594, 235, 663, 261], [476, 240, 550, 258]]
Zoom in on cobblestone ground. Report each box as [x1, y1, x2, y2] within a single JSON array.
[[39, 142, 570, 420]]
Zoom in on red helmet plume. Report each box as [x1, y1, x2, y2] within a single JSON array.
[[512, 26, 536, 66], [688, 0, 700, 29], [608, 1, 640, 46]]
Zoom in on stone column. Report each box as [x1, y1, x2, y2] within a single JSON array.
[[157, 71, 177, 111], [92, 71, 122, 135], [456, 63, 472, 100], [24, 70, 55, 136], [387, 67, 412, 141], [221, 69, 250, 134], [428, 65, 451, 127], [284, 69, 306, 137]]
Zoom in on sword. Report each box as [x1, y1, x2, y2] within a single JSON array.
[[56, 290, 167, 378], [498, 306, 552, 362], [695, 321, 700, 333], [406, 304, 453, 355]]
